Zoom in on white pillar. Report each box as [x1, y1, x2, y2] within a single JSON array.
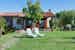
[[12, 17, 17, 28], [47, 17, 51, 28]]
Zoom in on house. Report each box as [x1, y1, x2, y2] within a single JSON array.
[[0, 9, 55, 30]]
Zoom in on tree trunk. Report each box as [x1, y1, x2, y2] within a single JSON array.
[[36, 21, 39, 28], [32, 22, 36, 28]]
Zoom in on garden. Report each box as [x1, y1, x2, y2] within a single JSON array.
[[0, 0, 75, 50]]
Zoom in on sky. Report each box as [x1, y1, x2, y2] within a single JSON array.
[[0, 0, 75, 13]]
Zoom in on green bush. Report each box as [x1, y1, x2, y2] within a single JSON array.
[[0, 17, 6, 35]]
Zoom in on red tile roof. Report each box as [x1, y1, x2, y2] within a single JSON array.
[[43, 12, 54, 18], [0, 11, 54, 18], [0, 12, 25, 17]]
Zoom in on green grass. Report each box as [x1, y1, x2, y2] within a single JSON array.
[[6, 31, 75, 50]]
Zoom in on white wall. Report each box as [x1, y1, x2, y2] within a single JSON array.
[[47, 17, 51, 28]]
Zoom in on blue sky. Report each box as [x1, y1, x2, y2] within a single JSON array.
[[0, 0, 75, 13]]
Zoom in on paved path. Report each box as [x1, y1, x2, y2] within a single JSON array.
[[0, 32, 24, 50]]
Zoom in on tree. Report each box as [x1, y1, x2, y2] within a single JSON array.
[[0, 17, 6, 36], [56, 10, 75, 31], [22, 0, 43, 27], [56, 10, 75, 26]]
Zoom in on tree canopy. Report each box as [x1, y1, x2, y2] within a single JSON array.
[[22, 0, 43, 23], [0, 17, 6, 32], [56, 10, 75, 26]]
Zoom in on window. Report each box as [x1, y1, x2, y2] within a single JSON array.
[[17, 18, 23, 25], [15, 18, 24, 30]]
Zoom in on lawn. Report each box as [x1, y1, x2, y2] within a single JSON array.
[[6, 31, 75, 50]]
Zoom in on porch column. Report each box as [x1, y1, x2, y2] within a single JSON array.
[[46, 17, 51, 31], [47, 17, 51, 28], [44, 17, 51, 31], [12, 17, 17, 28]]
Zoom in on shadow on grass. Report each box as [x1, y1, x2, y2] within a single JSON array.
[[72, 37, 75, 39], [64, 37, 72, 39], [13, 35, 34, 38], [64, 37, 75, 39], [63, 37, 75, 43]]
